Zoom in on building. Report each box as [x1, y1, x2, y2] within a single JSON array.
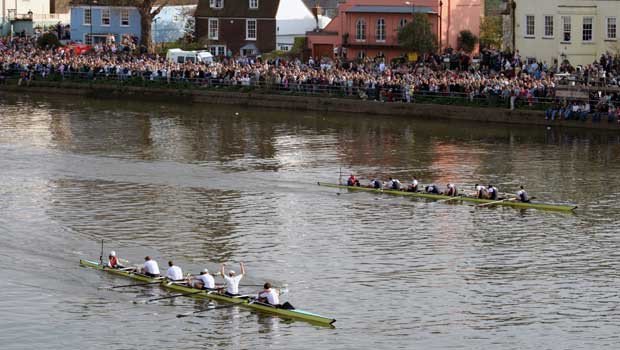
[[1, 0, 70, 35], [194, 0, 280, 57], [514, 0, 620, 66], [306, 0, 484, 61], [69, 0, 196, 45]]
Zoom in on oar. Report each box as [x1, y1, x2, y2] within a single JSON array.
[[99, 280, 162, 289], [176, 302, 247, 318], [240, 283, 288, 289], [134, 290, 204, 304], [99, 239, 104, 267], [475, 198, 516, 208], [436, 197, 461, 204]]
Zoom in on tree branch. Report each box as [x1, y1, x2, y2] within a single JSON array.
[[150, 1, 168, 19]]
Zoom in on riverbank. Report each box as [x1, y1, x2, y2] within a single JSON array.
[[1, 80, 618, 130]]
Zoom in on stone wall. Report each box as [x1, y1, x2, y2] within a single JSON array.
[[1, 81, 619, 130]]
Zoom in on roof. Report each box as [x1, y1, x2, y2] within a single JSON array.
[[70, 0, 197, 6], [301, 0, 339, 10], [195, 0, 280, 18], [345, 5, 436, 15]]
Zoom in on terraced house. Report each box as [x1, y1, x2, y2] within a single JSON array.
[[514, 0, 620, 66], [195, 0, 280, 57], [69, 0, 196, 45]]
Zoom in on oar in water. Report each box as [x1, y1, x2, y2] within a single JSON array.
[[134, 290, 204, 304], [176, 302, 247, 318], [436, 197, 461, 204], [99, 280, 162, 290]]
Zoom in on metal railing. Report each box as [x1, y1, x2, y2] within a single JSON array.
[[0, 68, 561, 110]]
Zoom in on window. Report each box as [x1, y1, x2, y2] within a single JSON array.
[[249, 0, 258, 9], [85, 34, 92, 45], [355, 19, 366, 41], [101, 8, 110, 26], [525, 15, 535, 37], [399, 18, 407, 29], [246, 19, 257, 40], [83, 8, 91, 25], [357, 51, 365, 59], [583, 17, 593, 42], [120, 9, 129, 26], [544, 15, 554, 37], [607, 17, 617, 40], [208, 18, 218, 40], [210, 0, 223, 8], [562, 16, 571, 42], [376, 18, 385, 41], [209, 45, 226, 56]]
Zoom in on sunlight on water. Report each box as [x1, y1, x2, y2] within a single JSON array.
[[1, 93, 620, 349]]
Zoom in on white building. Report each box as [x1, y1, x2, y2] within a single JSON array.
[[515, 0, 620, 66], [1, 0, 69, 35], [275, 0, 333, 51]]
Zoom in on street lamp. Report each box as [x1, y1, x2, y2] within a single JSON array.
[[89, 0, 97, 45], [439, 1, 443, 50], [405, 1, 415, 17]]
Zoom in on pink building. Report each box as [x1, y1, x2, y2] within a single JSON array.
[[307, 0, 484, 61]]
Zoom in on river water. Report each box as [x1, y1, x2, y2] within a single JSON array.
[[1, 92, 620, 349]]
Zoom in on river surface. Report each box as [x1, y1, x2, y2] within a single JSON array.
[[1, 92, 620, 349]]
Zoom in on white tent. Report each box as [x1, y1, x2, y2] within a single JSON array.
[[275, 0, 331, 51]]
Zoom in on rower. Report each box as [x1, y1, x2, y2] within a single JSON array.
[[487, 185, 498, 200], [107, 251, 123, 269], [346, 174, 360, 187], [407, 177, 419, 192], [446, 183, 458, 196], [425, 184, 440, 194], [369, 178, 382, 189], [220, 262, 245, 296], [258, 282, 280, 306], [516, 186, 530, 203], [257, 283, 295, 309], [188, 268, 216, 290], [166, 260, 183, 281], [142, 256, 160, 277], [474, 184, 487, 199], [391, 178, 402, 190]]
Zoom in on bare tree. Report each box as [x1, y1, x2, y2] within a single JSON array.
[[137, 0, 168, 53]]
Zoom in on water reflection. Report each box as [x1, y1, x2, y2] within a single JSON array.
[[2, 92, 620, 349]]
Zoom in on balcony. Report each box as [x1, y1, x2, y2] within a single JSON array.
[[7, 10, 33, 21]]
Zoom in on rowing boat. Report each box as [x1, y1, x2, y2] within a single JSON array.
[[80, 259, 336, 327], [317, 182, 577, 212]]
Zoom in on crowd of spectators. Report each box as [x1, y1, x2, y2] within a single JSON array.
[[2, 35, 620, 116]]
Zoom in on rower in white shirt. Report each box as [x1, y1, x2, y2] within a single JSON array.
[[258, 282, 280, 306], [446, 183, 458, 196], [516, 185, 530, 203], [487, 185, 499, 200], [407, 177, 419, 192], [166, 260, 183, 281], [220, 262, 245, 296], [474, 184, 487, 199], [188, 268, 216, 290], [142, 256, 160, 277]]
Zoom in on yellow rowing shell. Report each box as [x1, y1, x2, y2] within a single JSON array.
[[318, 182, 578, 213], [80, 259, 336, 327]]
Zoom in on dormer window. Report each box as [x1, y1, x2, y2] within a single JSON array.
[[210, 0, 223, 9], [249, 0, 258, 9]]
